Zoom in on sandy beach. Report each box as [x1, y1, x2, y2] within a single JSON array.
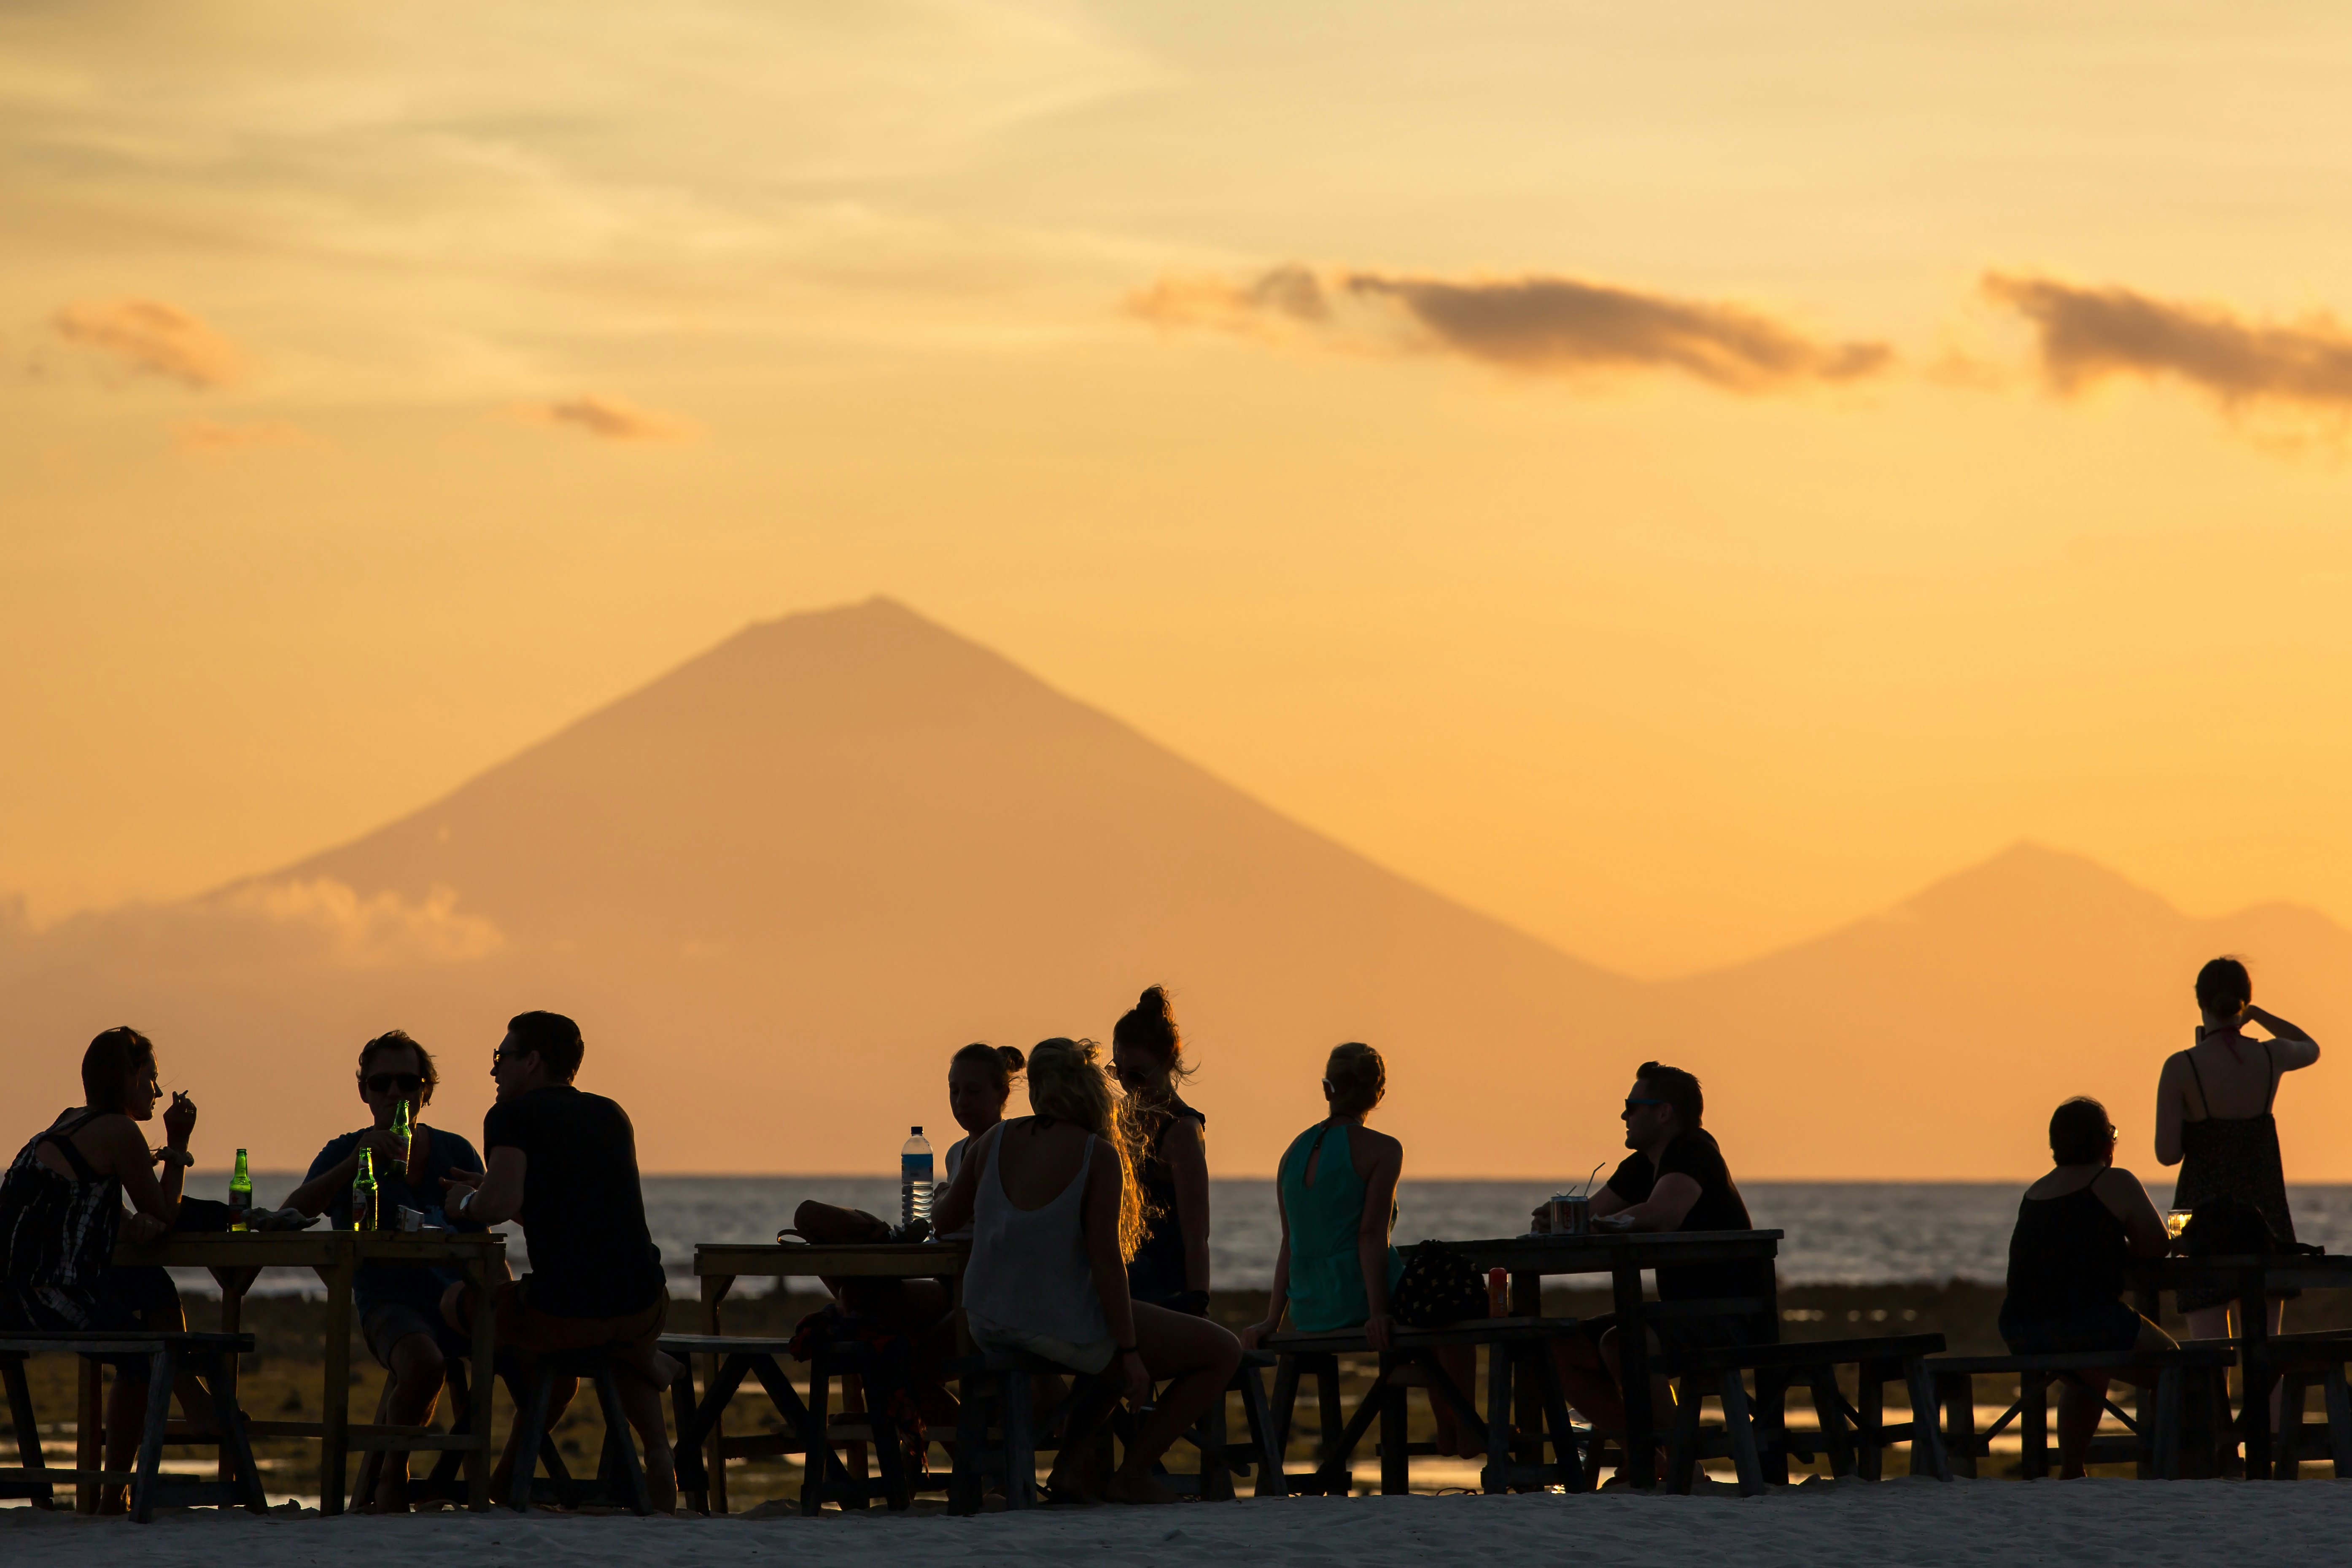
[[6, 1481, 2341, 1567]]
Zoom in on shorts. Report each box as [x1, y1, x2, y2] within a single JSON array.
[[1999, 1299, 2152, 1355], [361, 1302, 470, 1370], [449, 1278, 665, 1369], [966, 1309, 1117, 1374]]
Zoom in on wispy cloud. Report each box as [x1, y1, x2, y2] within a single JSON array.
[[1983, 273, 2352, 411], [523, 394, 694, 443], [52, 299, 241, 388], [174, 418, 303, 453], [1132, 264, 1892, 393]]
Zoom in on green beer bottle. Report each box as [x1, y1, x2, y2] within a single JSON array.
[[352, 1146, 379, 1233], [229, 1148, 252, 1233], [390, 1099, 413, 1172]]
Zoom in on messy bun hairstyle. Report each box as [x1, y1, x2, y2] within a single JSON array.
[[2195, 957, 2252, 1021], [950, 1041, 1026, 1100], [1323, 1042, 1386, 1119], [1026, 1037, 1149, 1261], [1112, 985, 1194, 1120]]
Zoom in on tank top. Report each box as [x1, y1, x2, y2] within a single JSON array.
[[0, 1110, 126, 1330], [2002, 1183, 2127, 1324], [1127, 1097, 1206, 1305], [2173, 1041, 2297, 1309], [1276, 1121, 1404, 1333], [960, 1121, 1112, 1345]]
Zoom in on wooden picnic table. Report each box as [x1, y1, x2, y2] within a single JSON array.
[[1454, 1230, 1784, 1489], [692, 1239, 969, 1513], [2131, 1251, 2352, 1480], [112, 1229, 504, 1513]]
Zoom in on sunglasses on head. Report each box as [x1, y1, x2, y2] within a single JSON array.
[[365, 1072, 424, 1095]]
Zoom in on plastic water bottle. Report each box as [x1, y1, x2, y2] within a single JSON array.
[[900, 1126, 934, 1228], [228, 1148, 252, 1232]]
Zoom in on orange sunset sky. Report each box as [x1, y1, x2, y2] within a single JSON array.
[[8, 7, 2352, 1049]]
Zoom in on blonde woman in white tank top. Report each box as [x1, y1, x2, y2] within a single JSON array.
[[933, 1038, 1241, 1505]]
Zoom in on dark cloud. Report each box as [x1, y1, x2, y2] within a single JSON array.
[[53, 299, 240, 388], [525, 394, 692, 442], [1984, 273, 2352, 409], [1132, 264, 1891, 392]]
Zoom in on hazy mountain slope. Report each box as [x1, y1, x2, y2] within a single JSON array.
[[7, 603, 2347, 1181]]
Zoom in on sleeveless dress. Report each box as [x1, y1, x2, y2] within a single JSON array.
[[2173, 1041, 2298, 1313], [1276, 1121, 1404, 1333], [1996, 1183, 2142, 1353], [961, 1122, 1116, 1372], [0, 1110, 171, 1331], [1127, 1097, 1206, 1309]]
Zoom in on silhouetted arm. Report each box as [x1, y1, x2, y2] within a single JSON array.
[[1242, 1148, 1293, 1349], [2246, 1006, 2320, 1070], [1082, 1147, 1148, 1409], [1162, 1118, 1212, 1294], [2096, 1167, 2171, 1258], [1359, 1135, 1403, 1350], [930, 1123, 996, 1237], [443, 1147, 525, 1226], [1604, 1173, 1703, 1233], [2153, 1052, 2189, 1168]]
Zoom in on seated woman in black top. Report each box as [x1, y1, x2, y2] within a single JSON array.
[[1537, 1061, 1771, 1470], [1109, 987, 1211, 1315], [2000, 1096, 2175, 1478]]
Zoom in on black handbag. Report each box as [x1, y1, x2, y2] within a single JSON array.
[[1389, 1239, 1488, 1328]]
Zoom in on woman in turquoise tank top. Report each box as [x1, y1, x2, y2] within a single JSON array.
[[1241, 1043, 1481, 1458]]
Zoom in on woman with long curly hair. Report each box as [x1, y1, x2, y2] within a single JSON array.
[[1110, 986, 1211, 1313], [933, 1037, 1240, 1503]]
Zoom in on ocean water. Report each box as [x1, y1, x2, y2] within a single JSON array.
[[191, 1172, 2352, 1296]]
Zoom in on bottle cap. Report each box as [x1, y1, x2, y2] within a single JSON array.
[[911, 1125, 921, 1134]]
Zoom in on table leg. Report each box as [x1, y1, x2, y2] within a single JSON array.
[[2240, 1267, 2273, 1482], [702, 1274, 733, 1514], [469, 1253, 498, 1511], [319, 1256, 355, 1516], [1509, 1269, 1541, 1471], [1614, 1262, 1656, 1489], [211, 1266, 257, 1487], [76, 1357, 102, 1515]]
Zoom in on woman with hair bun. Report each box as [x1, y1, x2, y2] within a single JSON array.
[[933, 1037, 1242, 1504], [1241, 1043, 1480, 1458], [2155, 958, 2321, 1352], [1110, 987, 1211, 1314]]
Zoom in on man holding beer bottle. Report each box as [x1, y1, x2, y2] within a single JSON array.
[[287, 1029, 485, 1511]]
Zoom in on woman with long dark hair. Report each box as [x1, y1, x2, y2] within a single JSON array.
[[1110, 987, 1210, 1314], [932, 1037, 1241, 1503]]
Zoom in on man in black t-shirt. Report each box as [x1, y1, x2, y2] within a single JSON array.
[[437, 1011, 676, 1509], [1534, 1060, 1774, 1468]]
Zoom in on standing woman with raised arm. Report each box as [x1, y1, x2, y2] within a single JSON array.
[[0, 1028, 213, 1512], [2155, 958, 2321, 1352], [1110, 987, 1211, 1314]]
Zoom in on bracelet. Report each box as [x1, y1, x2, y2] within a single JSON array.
[[153, 1147, 194, 1168], [1117, 1343, 1139, 1355]]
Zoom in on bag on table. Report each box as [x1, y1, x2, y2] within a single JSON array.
[[781, 1200, 892, 1246], [1389, 1238, 1489, 1328]]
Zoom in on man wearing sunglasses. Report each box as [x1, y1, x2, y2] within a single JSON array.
[[287, 1028, 485, 1511], [1532, 1060, 1771, 1477]]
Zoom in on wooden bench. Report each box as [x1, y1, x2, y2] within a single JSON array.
[[1661, 1334, 1949, 1495], [1107, 1350, 1282, 1501], [1929, 1344, 2237, 1479], [1258, 1317, 1588, 1495], [2247, 1331, 2352, 1479], [507, 1347, 659, 1514], [0, 1331, 266, 1521], [948, 1347, 1123, 1513], [661, 1332, 919, 1514]]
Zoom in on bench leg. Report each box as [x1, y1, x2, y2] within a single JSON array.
[[949, 1366, 987, 1515], [2, 1356, 51, 1510], [130, 1347, 175, 1524], [2020, 1374, 2049, 1482], [1379, 1355, 1408, 1496], [2325, 1364, 2352, 1479], [1937, 1373, 1977, 1480], [2153, 1367, 2182, 1481], [1719, 1370, 1765, 1497], [1269, 1355, 1300, 1471], [1536, 1353, 1584, 1494], [668, 1358, 706, 1512], [1904, 1360, 1951, 1481], [2278, 1373, 2307, 1480], [1482, 1343, 1511, 1494], [590, 1365, 651, 1516], [1751, 1368, 1792, 1486], [1809, 1369, 1855, 1478], [1855, 1372, 1883, 1482], [198, 1356, 268, 1514], [509, 1363, 557, 1512], [1236, 1362, 1286, 1499], [351, 1374, 393, 1512], [1315, 1356, 1345, 1476]]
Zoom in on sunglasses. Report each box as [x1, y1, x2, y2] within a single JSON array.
[[1624, 1097, 1668, 1112], [365, 1072, 424, 1095]]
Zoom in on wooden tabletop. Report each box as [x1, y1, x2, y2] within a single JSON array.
[[694, 1240, 970, 1279], [1455, 1230, 1784, 1276], [116, 1229, 504, 1269], [2131, 1252, 2352, 1291]]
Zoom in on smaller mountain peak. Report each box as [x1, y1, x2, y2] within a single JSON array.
[[1898, 841, 2177, 927]]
